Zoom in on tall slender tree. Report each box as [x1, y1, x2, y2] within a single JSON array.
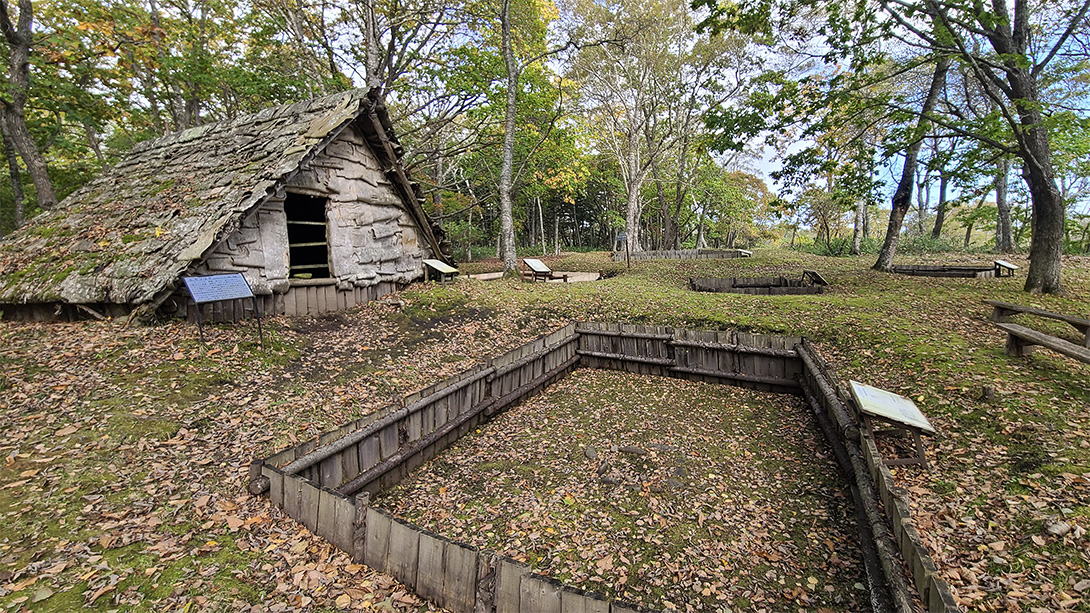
[[0, 0, 56, 210]]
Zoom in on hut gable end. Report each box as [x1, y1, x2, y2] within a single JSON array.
[[197, 124, 428, 295]]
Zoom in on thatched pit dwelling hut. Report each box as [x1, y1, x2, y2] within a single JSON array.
[[0, 89, 452, 321]]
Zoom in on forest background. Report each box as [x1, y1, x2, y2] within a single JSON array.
[[2, 0, 1089, 292]]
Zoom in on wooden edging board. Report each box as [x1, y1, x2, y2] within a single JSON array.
[[689, 276, 825, 295], [610, 249, 750, 262], [889, 264, 996, 279], [250, 321, 959, 613]]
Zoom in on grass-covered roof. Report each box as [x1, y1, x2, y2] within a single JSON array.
[[0, 89, 444, 314]]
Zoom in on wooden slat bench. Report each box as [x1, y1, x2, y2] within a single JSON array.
[[994, 259, 1019, 277], [423, 259, 459, 283], [522, 258, 568, 283], [985, 299, 1090, 347], [994, 322, 1090, 363]]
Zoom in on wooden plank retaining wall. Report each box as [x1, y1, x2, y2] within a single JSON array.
[[168, 280, 402, 323], [610, 249, 749, 262], [890, 265, 995, 279], [797, 341, 960, 613], [250, 321, 960, 613], [576, 322, 803, 394], [690, 276, 825, 295]]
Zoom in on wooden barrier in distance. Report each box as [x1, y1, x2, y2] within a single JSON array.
[[890, 264, 995, 278], [610, 248, 750, 262], [689, 276, 825, 295]]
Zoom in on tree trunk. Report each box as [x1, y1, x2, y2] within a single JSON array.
[[874, 55, 949, 271], [497, 0, 519, 274], [1009, 96, 1064, 291], [554, 212, 559, 255], [83, 120, 104, 163], [851, 198, 865, 255], [466, 206, 473, 262], [915, 165, 930, 234], [537, 196, 546, 254], [650, 161, 672, 248], [0, 0, 57, 210], [931, 172, 948, 239], [695, 200, 707, 249], [623, 130, 647, 252], [995, 158, 1013, 252], [0, 117, 23, 234]]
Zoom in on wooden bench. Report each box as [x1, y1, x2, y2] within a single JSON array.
[[994, 259, 1019, 277], [994, 323, 1090, 363], [985, 299, 1090, 347], [522, 258, 568, 283], [423, 259, 459, 283]]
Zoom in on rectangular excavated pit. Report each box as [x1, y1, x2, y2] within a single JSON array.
[[378, 367, 866, 611], [250, 322, 959, 613]]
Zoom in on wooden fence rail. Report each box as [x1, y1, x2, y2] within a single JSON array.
[[250, 321, 960, 613], [610, 248, 750, 262]]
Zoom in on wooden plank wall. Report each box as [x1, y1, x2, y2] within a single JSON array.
[[610, 249, 748, 262], [797, 342, 958, 613], [176, 280, 400, 323], [252, 321, 952, 613], [890, 265, 995, 279], [689, 277, 824, 295], [358, 507, 630, 613], [575, 322, 803, 395], [259, 462, 358, 553]]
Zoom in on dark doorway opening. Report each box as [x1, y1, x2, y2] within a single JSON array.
[[284, 193, 330, 279]]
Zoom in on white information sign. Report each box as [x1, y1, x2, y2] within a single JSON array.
[[849, 380, 935, 434], [423, 259, 458, 274]]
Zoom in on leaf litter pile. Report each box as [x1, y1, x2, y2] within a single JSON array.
[[379, 368, 866, 612]]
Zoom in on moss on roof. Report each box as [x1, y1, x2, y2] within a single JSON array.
[[0, 89, 423, 310]]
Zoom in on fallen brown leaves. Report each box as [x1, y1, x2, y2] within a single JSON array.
[[380, 369, 866, 612], [0, 292, 564, 611]]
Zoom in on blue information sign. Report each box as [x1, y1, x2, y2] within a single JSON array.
[[183, 274, 254, 304], [181, 274, 264, 348]]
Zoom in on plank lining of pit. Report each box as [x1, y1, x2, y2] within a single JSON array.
[[249, 322, 958, 613]]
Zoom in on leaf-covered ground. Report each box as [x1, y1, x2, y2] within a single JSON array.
[[379, 369, 866, 612], [0, 293, 567, 611], [0, 248, 1087, 612]]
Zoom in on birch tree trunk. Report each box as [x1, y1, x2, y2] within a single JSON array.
[[497, 0, 519, 273], [850, 198, 865, 255]]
